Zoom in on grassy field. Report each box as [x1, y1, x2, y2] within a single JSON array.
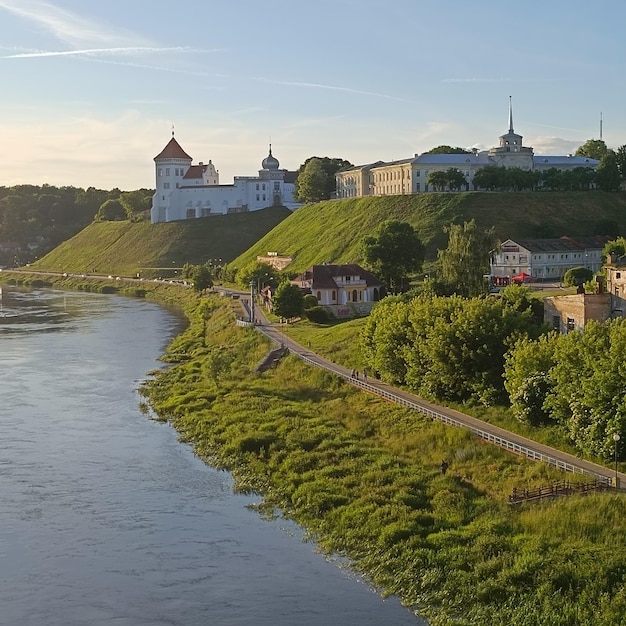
[[29, 191, 626, 281], [231, 191, 626, 273], [140, 294, 626, 626], [30, 206, 291, 277]]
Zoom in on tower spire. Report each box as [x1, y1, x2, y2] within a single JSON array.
[[508, 96, 514, 133]]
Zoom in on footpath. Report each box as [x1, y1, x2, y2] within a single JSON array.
[[238, 299, 626, 490]]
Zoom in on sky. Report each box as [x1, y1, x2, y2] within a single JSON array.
[[0, 0, 624, 191]]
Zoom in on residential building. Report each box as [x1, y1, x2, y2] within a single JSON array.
[[151, 134, 301, 223], [291, 264, 385, 318], [336, 99, 599, 198], [490, 236, 608, 282]]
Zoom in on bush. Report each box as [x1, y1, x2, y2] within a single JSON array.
[[305, 306, 331, 323], [563, 266, 593, 287], [303, 294, 318, 309]]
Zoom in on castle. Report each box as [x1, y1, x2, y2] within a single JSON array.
[[150, 134, 301, 223], [336, 99, 600, 198]]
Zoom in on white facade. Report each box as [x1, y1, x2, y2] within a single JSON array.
[[151, 135, 301, 223], [490, 237, 607, 281], [336, 100, 600, 198]]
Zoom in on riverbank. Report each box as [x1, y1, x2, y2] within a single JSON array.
[[5, 271, 626, 625]]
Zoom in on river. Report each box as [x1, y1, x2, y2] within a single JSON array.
[[0, 287, 422, 626]]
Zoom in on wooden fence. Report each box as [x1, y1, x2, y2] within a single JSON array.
[[508, 480, 612, 505]]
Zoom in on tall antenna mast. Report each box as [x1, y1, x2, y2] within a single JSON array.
[[600, 112, 603, 141]]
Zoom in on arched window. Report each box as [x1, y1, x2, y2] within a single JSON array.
[[352, 289, 358, 302], [332, 290, 336, 302]]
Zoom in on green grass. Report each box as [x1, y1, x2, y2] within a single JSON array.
[[140, 294, 626, 625], [30, 206, 290, 277], [232, 191, 626, 272]]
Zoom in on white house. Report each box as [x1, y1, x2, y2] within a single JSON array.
[[336, 99, 600, 198], [290, 264, 385, 318], [490, 236, 608, 281], [151, 134, 301, 223]]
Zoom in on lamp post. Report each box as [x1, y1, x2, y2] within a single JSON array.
[[249, 280, 255, 324], [613, 433, 621, 488]]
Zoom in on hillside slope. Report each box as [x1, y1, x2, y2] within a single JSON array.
[[232, 192, 626, 272], [32, 206, 291, 276]]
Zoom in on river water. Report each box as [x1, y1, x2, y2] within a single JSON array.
[[0, 288, 422, 626]]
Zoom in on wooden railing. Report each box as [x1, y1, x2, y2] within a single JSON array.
[[509, 480, 611, 505]]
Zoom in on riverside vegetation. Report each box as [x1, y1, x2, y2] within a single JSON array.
[[135, 291, 626, 626], [4, 271, 626, 624], [9, 189, 626, 624]]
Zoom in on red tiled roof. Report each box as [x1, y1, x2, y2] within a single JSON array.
[[183, 165, 204, 179], [153, 137, 192, 161]]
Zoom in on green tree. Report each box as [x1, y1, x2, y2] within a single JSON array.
[[546, 320, 626, 458], [190, 264, 213, 293], [272, 282, 305, 320], [615, 145, 626, 181], [596, 152, 621, 192], [361, 220, 424, 294], [575, 139, 611, 161], [563, 266, 593, 287], [472, 166, 507, 191], [438, 219, 497, 297], [238, 261, 279, 292], [504, 334, 558, 425], [424, 145, 470, 154], [603, 237, 626, 261], [294, 156, 352, 203], [95, 198, 128, 221]]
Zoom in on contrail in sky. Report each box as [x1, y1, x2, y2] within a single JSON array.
[[3, 46, 207, 59]]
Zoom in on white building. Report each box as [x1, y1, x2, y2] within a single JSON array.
[[490, 236, 608, 281], [336, 99, 600, 198], [151, 134, 301, 223]]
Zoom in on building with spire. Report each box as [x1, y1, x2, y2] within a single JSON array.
[[336, 99, 600, 198], [150, 134, 301, 223]]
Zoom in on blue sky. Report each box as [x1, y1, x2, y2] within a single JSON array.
[[0, 0, 623, 190]]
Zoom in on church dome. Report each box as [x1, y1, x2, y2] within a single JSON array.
[[262, 145, 280, 170]]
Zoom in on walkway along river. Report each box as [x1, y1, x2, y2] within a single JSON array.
[[242, 302, 626, 489]]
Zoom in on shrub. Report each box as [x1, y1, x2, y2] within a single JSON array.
[[303, 294, 318, 309], [305, 305, 331, 323]]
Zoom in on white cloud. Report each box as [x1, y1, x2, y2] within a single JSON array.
[[529, 136, 584, 155], [0, 0, 146, 46]]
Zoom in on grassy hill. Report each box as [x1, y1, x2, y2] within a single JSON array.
[[231, 191, 626, 272], [32, 206, 291, 277], [32, 192, 626, 277]]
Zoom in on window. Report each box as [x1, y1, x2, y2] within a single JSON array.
[[552, 316, 560, 331], [262, 184, 266, 190], [163, 183, 170, 189], [332, 290, 336, 301], [566, 318, 575, 332], [166, 168, 170, 176], [274, 182, 280, 191], [158, 168, 163, 177], [617, 272, 621, 279], [262, 194, 266, 201], [256, 194, 260, 201], [256, 184, 259, 190], [415, 170, 420, 177]]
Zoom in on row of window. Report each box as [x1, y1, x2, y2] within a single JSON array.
[[157, 167, 186, 177]]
